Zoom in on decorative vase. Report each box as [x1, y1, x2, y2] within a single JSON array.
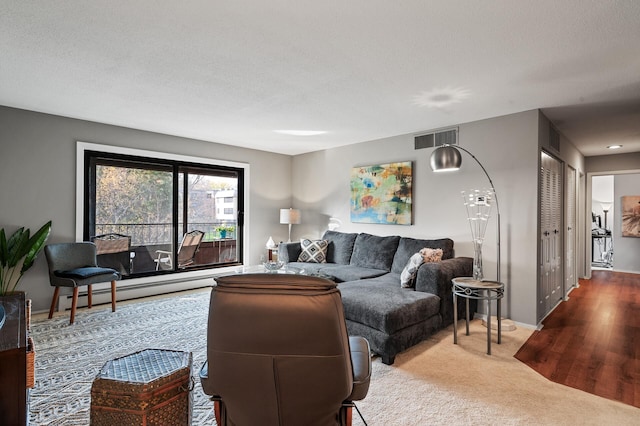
[[472, 240, 484, 280], [220, 230, 227, 239], [462, 189, 493, 281]]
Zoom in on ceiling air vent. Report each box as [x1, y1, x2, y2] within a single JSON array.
[[414, 127, 458, 150]]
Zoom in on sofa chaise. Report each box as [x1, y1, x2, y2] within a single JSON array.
[[278, 230, 474, 365]]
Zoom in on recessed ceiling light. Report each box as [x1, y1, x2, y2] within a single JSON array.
[[607, 144, 622, 149], [413, 86, 471, 108], [274, 130, 327, 136]]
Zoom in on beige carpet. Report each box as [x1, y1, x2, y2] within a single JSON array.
[[354, 320, 638, 425], [29, 289, 638, 425]]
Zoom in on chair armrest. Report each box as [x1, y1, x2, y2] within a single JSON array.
[[347, 336, 371, 402], [155, 250, 171, 255], [415, 257, 473, 324], [277, 242, 302, 263]]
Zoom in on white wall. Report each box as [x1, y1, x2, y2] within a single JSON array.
[[0, 106, 293, 311], [292, 110, 541, 325], [613, 173, 640, 273]]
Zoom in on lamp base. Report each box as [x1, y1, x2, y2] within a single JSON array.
[[482, 317, 516, 331]]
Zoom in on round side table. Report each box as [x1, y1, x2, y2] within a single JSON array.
[[452, 277, 504, 355]]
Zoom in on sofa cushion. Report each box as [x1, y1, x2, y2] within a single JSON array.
[[400, 252, 424, 288], [338, 277, 441, 334], [284, 263, 388, 282], [391, 237, 454, 274], [297, 239, 329, 263], [322, 230, 358, 264], [318, 265, 388, 282], [350, 233, 400, 271], [421, 248, 443, 263]]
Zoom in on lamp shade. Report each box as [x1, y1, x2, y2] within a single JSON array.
[[280, 208, 301, 225], [430, 145, 462, 172], [600, 202, 612, 212]]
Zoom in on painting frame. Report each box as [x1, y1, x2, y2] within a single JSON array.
[[621, 195, 640, 237], [350, 161, 412, 225]]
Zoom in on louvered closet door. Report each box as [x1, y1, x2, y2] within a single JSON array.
[[566, 166, 577, 295], [539, 152, 564, 322]]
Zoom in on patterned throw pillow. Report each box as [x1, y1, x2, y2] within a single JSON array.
[[420, 248, 443, 263], [297, 239, 329, 263], [400, 252, 424, 288]]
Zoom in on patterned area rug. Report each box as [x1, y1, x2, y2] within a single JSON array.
[[29, 288, 640, 425], [29, 289, 215, 425]]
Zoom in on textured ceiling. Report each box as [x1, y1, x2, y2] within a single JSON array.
[[2, 1, 640, 156]]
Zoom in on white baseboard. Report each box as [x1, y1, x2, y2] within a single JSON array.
[[56, 276, 214, 312]]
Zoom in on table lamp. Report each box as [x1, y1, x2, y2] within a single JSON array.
[[280, 208, 301, 242]]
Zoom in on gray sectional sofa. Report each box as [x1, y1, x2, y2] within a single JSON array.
[[278, 230, 474, 365]]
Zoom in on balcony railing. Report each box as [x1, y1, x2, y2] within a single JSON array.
[[95, 222, 236, 246]]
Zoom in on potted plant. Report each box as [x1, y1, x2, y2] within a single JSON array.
[[0, 221, 52, 328], [215, 225, 235, 239]]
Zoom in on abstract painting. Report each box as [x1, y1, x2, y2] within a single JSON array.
[[621, 195, 640, 237], [350, 161, 412, 224]]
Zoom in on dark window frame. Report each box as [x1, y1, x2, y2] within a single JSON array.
[[83, 149, 244, 278]]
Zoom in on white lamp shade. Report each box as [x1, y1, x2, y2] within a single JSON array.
[[600, 202, 612, 212], [280, 208, 301, 225]]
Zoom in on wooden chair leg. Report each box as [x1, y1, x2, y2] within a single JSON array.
[[87, 284, 92, 309], [214, 400, 221, 425], [48, 287, 60, 319], [346, 406, 352, 426], [111, 280, 117, 312], [70, 287, 79, 324]]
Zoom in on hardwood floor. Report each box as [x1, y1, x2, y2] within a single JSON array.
[[515, 270, 639, 408]]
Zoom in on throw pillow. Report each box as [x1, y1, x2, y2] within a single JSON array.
[[297, 239, 329, 263], [400, 252, 424, 288], [420, 248, 443, 263]]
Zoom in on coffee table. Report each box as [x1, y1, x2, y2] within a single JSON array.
[[233, 264, 304, 275]]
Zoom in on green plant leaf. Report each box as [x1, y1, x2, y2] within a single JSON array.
[[0, 221, 52, 295], [21, 221, 52, 272], [0, 229, 7, 267], [6, 229, 29, 268]]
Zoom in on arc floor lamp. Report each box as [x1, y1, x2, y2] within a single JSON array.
[[430, 145, 501, 283]]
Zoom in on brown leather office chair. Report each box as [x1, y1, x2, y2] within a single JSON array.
[[200, 273, 371, 426]]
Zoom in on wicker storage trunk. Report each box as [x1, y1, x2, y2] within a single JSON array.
[[90, 349, 192, 426]]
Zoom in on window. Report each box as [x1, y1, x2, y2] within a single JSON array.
[[84, 150, 244, 278]]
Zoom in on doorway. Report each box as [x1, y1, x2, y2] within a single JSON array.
[[591, 175, 614, 269]]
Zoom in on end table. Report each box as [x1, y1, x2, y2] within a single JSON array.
[[452, 277, 504, 355]]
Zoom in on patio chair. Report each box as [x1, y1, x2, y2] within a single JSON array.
[[92, 233, 132, 275], [154, 230, 205, 270]]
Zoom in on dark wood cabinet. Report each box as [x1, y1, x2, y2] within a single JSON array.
[[0, 292, 28, 425]]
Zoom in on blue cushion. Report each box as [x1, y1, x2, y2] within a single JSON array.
[[55, 267, 118, 279]]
